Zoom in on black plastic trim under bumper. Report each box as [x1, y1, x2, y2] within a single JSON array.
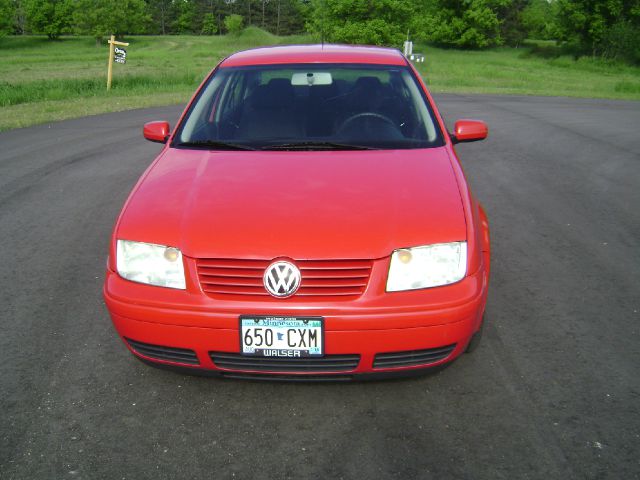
[[135, 355, 452, 382]]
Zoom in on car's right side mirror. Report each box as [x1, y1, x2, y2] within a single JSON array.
[[451, 120, 488, 144]]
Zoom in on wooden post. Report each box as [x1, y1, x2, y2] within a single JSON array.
[[107, 35, 130, 91], [107, 35, 115, 91]]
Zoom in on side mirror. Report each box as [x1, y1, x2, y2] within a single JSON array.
[[451, 120, 488, 144], [143, 121, 170, 144]]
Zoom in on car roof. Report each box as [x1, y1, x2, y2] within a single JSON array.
[[220, 44, 408, 68]]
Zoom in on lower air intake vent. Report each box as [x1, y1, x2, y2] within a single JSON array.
[[373, 344, 456, 369], [126, 338, 199, 365], [221, 373, 353, 382], [210, 352, 360, 373]]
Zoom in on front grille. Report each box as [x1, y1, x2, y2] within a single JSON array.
[[210, 352, 360, 373], [373, 344, 456, 369], [126, 338, 199, 365], [196, 258, 372, 299]]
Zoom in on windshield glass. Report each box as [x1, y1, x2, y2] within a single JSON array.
[[175, 64, 444, 150]]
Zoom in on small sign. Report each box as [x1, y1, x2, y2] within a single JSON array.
[[114, 46, 127, 64]]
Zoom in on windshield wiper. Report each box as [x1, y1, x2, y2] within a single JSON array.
[[174, 140, 257, 151], [262, 141, 376, 151]]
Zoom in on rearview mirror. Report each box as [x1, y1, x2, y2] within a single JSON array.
[[451, 120, 488, 144], [143, 121, 170, 144], [291, 72, 333, 86]]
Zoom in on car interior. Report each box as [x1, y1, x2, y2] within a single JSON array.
[[179, 66, 440, 148]]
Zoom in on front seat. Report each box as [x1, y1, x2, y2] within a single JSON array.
[[238, 78, 303, 140]]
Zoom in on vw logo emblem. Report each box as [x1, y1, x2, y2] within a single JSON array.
[[263, 261, 301, 298]]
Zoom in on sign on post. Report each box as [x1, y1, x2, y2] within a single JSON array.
[[107, 34, 130, 91], [114, 46, 127, 64]]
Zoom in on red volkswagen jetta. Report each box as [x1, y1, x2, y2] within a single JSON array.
[[104, 45, 490, 380]]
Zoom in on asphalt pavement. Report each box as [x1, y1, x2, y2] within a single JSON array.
[[0, 94, 638, 479]]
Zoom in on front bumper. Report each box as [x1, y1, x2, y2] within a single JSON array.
[[104, 265, 488, 379]]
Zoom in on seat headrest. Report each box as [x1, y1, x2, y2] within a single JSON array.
[[353, 76, 383, 92], [251, 78, 295, 109]]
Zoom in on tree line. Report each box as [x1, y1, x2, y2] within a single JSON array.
[[306, 0, 639, 64], [1, 0, 638, 64], [0, 0, 306, 39]]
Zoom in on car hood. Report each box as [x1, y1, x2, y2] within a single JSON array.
[[117, 147, 466, 260]]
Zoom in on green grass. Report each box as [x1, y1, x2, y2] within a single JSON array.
[[0, 28, 310, 131], [1, 31, 639, 131], [413, 44, 640, 99]]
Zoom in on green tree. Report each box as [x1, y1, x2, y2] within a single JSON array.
[[24, 0, 74, 39], [74, 0, 151, 43], [172, 0, 196, 33], [0, 0, 16, 36], [556, 0, 640, 59], [224, 13, 243, 34], [599, 19, 640, 63], [411, 0, 509, 48], [247, 0, 304, 34], [260, 0, 269, 27], [202, 12, 218, 34], [272, 0, 305, 35], [498, 0, 528, 46], [147, 0, 173, 35], [14, 0, 28, 34], [412, 0, 512, 48], [521, 0, 560, 40], [307, 0, 414, 46]]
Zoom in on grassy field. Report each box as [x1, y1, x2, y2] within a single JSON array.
[[1, 29, 639, 131], [414, 44, 640, 98]]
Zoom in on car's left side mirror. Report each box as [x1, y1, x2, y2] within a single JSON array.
[[451, 120, 488, 144], [143, 121, 170, 144]]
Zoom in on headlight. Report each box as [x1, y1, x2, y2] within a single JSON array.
[[386, 242, 467, 292], [116, 240, 186, 289]]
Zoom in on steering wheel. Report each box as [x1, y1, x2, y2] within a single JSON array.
[[337, 112, 397, 134]]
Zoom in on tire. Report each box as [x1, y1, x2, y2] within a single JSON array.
[[465, 316, 485, 353]]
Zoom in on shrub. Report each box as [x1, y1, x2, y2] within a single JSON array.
[[600, 21, 640, 65], [306, 0, 413, 47], [224, 14, 243, 36], [411, 0, 506, 49], [201, 13, 217, 35]]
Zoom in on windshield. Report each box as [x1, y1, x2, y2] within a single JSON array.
[[174, 64, 444, 150]]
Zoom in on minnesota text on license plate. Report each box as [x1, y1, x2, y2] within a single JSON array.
[[240, 316, 323, 357]]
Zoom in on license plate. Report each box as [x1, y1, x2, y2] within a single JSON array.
[[240, 316, 323, 357]]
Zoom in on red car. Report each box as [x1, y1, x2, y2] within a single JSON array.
[[104, 45, 490, 380]]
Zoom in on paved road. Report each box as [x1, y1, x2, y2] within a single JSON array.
[[1, 95, 638, 479]]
